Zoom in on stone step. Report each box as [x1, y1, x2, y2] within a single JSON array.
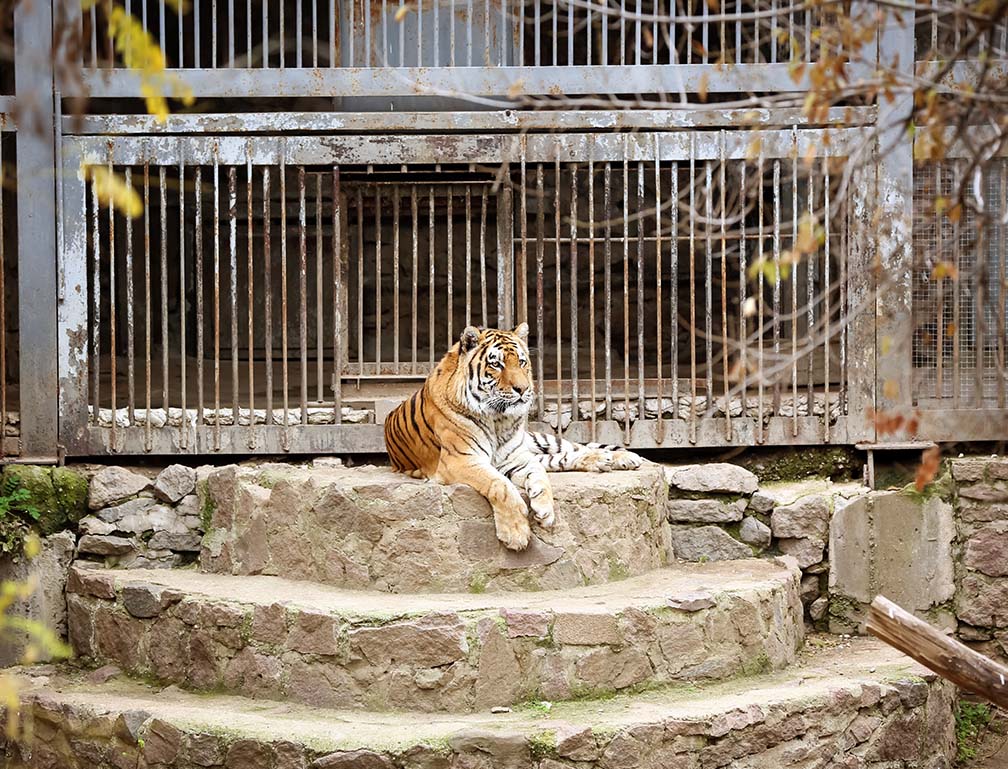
[[199, 462, 672, 592], [5, 639, 955, 769], [67, 559, 803, 713]]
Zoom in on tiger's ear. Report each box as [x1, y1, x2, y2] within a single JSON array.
[[459, 326, 480, 353], [513, 322, 529, 341]]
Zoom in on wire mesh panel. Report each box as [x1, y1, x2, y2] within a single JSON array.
[[59, 128, 861, 454], [913, 159, 1008, 409]]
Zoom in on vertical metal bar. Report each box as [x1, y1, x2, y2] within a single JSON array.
[[356, 188, 364, 374], [213, 151, 221, 448], [248, 154, 256, 445], [434, 0, 440, 64], [418, 0, 424, 65], [89, 3, 97, 66], [570, 163, 579, 420], [399, 0, 406, 66], [228, 0, 235, 66], [108, 151, 117, 447], [758, 153, 766, 442], [671, 159, 679, 421], [739, 159, 747, 430], [261, 0, 267, 66], [555, 149, 563, 433], [194, 165, 201, 447], [600, 0, 607, 64], [280, 0, 286, 65], [936, 163, 944, 396], [349, 0, 355, 65], [518, 0, 524, 64], [144, 164, 152, 448], [467, 0, 473, 65], [447, 185, 454, 345], [160, 0, 167, 57], [588, 141, 597, 438], [212, 0, 218, 67], [281, 151, 289, 428], [772, 158, 781, 415], [519, 137, 529, 325], [536, 165, 545, 418], [633, 0, 641, 64], [247, 0, 252, 67], [296, 0, 303, 66], [125, 167, 135, 425], [195, 0, 201, 67], [375, 186, 383, 373], [791, 129, 799, 435], [719, 133, 730, 438], [604, 160, 612, 420], [636, 158, 645, 432], [569, 0, 576, 65], [316, 175, 324, 401], [313, 0, 319, 66], [0, 134, 5, 445], [450, 0, 456, 65], [230, 166, 239, 422], [701, 0, 708, 62], [91, 165, 101, 422], [554, 0, 560, 64], [619, 0, 626, 65], [298, 167, 307, 422], [623, 137, 630, 442], [465, 185, 472, 326], [485, 0, 491, 65], [334, 167, 343, 422], [179, 157, 187, 447], [807, 158, 816, 404], [264, 166, 273, 419], [823, 158, 831, 441], [500, 0, 506, 65], [735, 0, 742, 63], [999, 162, 1007, 408], [689, 137, 697, 443], [160, 166, 169, 419], [480, 185, 489, 326], [412, 186, 419, 372], [704, 159, 713, 411], [392, 187, 400, 367], [770, 0, 777, 63], [331, 0, 337, 66], [429, 186, 435, 366]]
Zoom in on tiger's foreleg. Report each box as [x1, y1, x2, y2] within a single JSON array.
[[507, 457, 556, 528], [524, 431, 643, 473], [435, 448, 532, 550]]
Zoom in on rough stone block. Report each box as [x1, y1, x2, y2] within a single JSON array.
[[666, 498, 746, 524], [778, 537, 825, 569], [964, 522, 1008, 577], [88, 467, 151, 510], [669, 525, 752, 562], [664, 463, 758, 495], [154, 464, 197, 504], [77, 534, 138, 557], [771, 494, 831, 540], [739, 516, 771, 548]]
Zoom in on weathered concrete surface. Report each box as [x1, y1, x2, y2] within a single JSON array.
[[0, 531, 75, 666], [828, 491, 954, 633], [199, 463, 671, 593], [66, 560, 802, 712], [2, 639, 955, 769]]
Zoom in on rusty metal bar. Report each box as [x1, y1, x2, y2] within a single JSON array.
[[536, 164, 545, 418], [772, 157, 781, 415], [465, 185, 472, 327], [248, 155, 256, 446], [145, 162, 152, 451], [689, 137, 697, 443], [195, 0, 201, 67], [588, 143, 597, 438], [193, 165, 200, 449], [823, 158, 831, 441], [334, 167, 342, 422], [212, 0, 218, 66], [704, 160, 713, 412], [952, 163, 962, 405], [570, 163, 579, 416], [213, 149, 221, 448], [247, 0, 252, 67], [125, 167, 135, 425], [671, 160, 679, 421], [356, 187, 364, 374], [519, 137, 528, 326], [281, 151, 290, 430], [720, 133, 730, 438], [655, 139, 664, 443], [480, 185, 488, 326], [330, 0, 337, 67], [936, 163, 944, 397], [0, 136, 4, 446], [108, 149, 116, 447], [412, 186, 419, 373], [556, 149, 563, 434], [316, 174, 324, 401], [739, 158, 747, 426], [393, 186, 401, 368], [264, 166, 273, 418], [807, 159, 816, 405], [261, 0, 267, 66], [179, 157, 187, 448], [636, 159, 645, 428], [375, 185, 382, 373], [757, 152, 765, 443], [447, 185, 453, 346], [229, 0, 235, 66], [230, 166, 239, 421], [791, 131, 798, 435], [623, 137, 630, 442], [1000, 162, 1007, 408], [429, 185, 435, 366], [160, 165, 169, 419], [298, 166, 307, 423]]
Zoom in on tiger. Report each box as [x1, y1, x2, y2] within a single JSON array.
[[383, 323, 643, 550]]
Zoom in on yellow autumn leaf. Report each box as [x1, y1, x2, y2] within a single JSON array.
[[394, 3, 412, 21], [22, 534, 40, 560], [795, 214, 822, 254], [165, 0, 191, 12], [932, 261, 958, 281], [746, 137, 762, 161], [85, 165, 144, 217], [697, 72, 709, 102]]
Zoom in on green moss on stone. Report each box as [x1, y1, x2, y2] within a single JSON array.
[[1, 464, 88, 536], [607, 556, 630, 582], [954, 701, 991, 765], [739, 447, 860, 483], [527, 730, 557, 760], [198, 480, 215, 531], [468, 572, 488, 594]]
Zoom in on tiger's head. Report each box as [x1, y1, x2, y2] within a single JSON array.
[[456, 323, 534, 416]]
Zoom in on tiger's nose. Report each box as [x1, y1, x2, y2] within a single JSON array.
[[512, 384, 526, 395]]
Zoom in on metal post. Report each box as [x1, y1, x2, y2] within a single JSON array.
[[14, 0, 59, 460], [873, 2, 916, 442]]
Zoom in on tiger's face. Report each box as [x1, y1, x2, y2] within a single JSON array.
[[458, 323, 534, 416]]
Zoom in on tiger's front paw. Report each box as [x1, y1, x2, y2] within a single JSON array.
[[578, 448, 644, 472], [527, 481, 556, 528], [609, 449, 643, 470], [494, 495, 532, 550]]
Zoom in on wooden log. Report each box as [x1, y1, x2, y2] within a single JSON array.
[[867, 595, 1008, 709]]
